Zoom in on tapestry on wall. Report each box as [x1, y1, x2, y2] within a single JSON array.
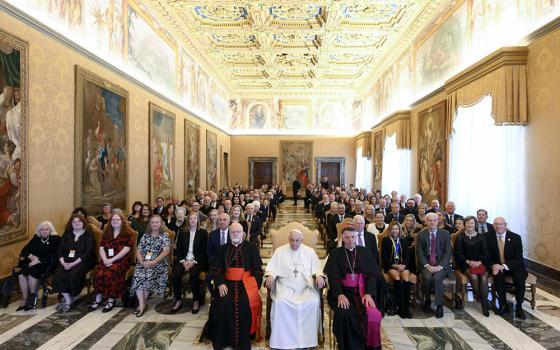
[[75, 66, 128, 215], [149, 103, 175, 202], [280, 141, 312, 191], [0, 30, 28, 246], [184, 120, 200, 196], [418, 101, 447, 204], [206, 130, 218, 190], [372, 130, 384, 192]]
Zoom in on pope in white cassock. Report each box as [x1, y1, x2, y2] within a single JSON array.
[[265, 229, 326, 349]]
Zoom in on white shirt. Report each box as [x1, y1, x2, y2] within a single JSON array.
[[186, 229, 196, 261]]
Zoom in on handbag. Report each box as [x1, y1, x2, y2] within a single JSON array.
[[469, 264, 486, 275]]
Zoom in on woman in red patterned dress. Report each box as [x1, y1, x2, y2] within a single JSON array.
[[89, 211, 133, 312]]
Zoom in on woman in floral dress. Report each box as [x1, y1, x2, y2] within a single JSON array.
[[131, 215, 171, 317]]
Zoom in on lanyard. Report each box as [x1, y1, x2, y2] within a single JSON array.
[[391, 237, 400, 259]]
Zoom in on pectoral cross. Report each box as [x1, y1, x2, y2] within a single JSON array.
[[351, 273, 355, 281], [293, 268, 299, 277]]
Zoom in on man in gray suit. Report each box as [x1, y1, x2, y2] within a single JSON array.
[[416, 212, 453, 318]]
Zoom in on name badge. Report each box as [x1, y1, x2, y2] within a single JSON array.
[[108, 248, 115, 257], [68, 250, 76, 258], [145, 251, 153, 260]]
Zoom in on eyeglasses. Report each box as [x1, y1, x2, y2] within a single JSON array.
[[112, 218, 122, 222]]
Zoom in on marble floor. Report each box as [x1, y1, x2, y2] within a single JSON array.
[[0, 203, 559, 349]]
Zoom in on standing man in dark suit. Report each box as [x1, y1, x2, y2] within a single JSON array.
[[292, 178, 301, 206], [304, 184, 313, 213], [326, 203, 346, 253], [477, 209, 495, 234], [153, 196, 165, 217], [244, 203, 262, 244], [416, 212, 453, 318], [486, 217, 528, 319], [354, 215, 386, 313], [444, 201, 463, 229]]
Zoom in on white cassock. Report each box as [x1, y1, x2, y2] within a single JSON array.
[[266, 243, 323, 349]]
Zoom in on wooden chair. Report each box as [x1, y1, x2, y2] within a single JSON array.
[[335, 218, 355, 247], [86, 225, 104, 301], [126, 229, 138, 281], [488, 272, 537, 309]]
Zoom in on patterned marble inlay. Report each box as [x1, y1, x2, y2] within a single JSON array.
[[112, 322, 184, 350], [0, 314, 33, 336], [404, 327, 473, 350]]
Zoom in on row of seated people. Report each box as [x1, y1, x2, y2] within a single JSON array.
[[14, 185, 277, 314]]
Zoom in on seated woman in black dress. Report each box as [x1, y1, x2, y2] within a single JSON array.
[[15, 221, 61, 311], [454, 216, 491, 316], [171, 212, 208, 313], [381, 221, 412, 318], [52, 214, 97, 312]]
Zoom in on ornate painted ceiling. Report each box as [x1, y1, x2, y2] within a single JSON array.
[[145, 0, 444, 98]]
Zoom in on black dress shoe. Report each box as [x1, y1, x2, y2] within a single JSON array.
[[192, 308, 199, 315], [516, 307, 526, 320], [495, 304, 510, 315], [435, 305, 444, 318], [15, 305, 25, 311], [423, 301, 432, 314], [454, 297, 464, 310]]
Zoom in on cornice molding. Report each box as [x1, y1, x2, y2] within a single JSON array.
[[0, 1, 231, 135], [371, 110, 411, 131], [445, 47, 528, 94]]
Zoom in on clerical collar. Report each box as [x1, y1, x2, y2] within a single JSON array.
[[345, 246, 356, 252], [232, 241, 242, 247]]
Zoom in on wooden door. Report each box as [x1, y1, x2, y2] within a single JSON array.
[[253, 162, 273, 188], [321, 162, 341, 186]]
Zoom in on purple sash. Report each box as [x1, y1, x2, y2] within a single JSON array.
[[341, 273, 382, 347]]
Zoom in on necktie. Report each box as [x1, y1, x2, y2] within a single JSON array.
[[429, 232, 437, 266], [246, 219, 252, 241], [358, 233, 364, 247], [498, 235, 505, 264], [481, 224, 486, 233], [221, 231, 226, 245]]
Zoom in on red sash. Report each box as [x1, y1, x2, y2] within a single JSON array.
[[341, 273, 382, 348], [225, 267, 262, 339]]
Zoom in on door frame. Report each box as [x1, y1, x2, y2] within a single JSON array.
[[315, 157, 345, 186], [248, 157, 277, 188]]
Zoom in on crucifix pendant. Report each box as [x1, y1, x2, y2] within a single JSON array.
[[351, 273, 355, 281], [293, 269, 299, 277]]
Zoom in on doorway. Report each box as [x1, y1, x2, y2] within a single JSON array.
[[316, 157, 345, 186], [248, 157, 277, 189]]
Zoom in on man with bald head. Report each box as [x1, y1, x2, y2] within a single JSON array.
[[208, 222, 263, 349], [265, 229, 325, 349], [485, 217, 528, 319]]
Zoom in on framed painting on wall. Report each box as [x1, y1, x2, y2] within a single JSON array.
[[0, 30, 28, 246], [418, 100, 447, 204], [206, 130, 218, 190], [75, 66, 128, 215], [280, 141, 312, 196], [149, 103, 175, 202], [372, 130, 384, 192], [184, 120, 200, 197]]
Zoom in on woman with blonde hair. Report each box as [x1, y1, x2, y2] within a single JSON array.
[[131, 215, 171, 317], [203, 209, 219, 232], [230, 204, 248, 233], [15, 221, 61, 311], [381, 221, 412, 318], [89, 211, 133, 313]]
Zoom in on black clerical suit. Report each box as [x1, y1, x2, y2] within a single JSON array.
[[172, 228, 208, 303], [485, 230, 527, 308], [208, 242, 263, 350], [356, 230, 387, 314]]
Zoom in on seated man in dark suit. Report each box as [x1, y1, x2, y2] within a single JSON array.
[[244, 203, 262, 244], [326, 203, 346, 253], [444, 201, 463, 230], [416, 212, 453, 318], [353, 215, 386, 313], [385, 203, 404, 224], [486, 217, 528, 319], [477, 209, 495, 234], [207, 213, 231, 267], [376, 198, 389, 217]]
